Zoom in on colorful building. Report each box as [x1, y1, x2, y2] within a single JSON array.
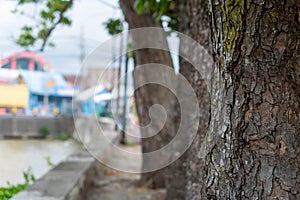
[[0, 51, 80, 115], [0, 69, 79, 115], [20, 70, 79, 115], [0, 51, 51, 71], [0, 69, 29, 114]]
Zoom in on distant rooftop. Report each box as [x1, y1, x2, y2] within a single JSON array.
[[0, 51, 52, 72]]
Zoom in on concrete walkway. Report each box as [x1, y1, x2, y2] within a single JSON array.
[[85, 144, 166, 200]]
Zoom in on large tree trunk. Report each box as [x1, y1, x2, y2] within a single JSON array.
[[201, 0, 300, 199], [120, 0, 175, 189], [165, 0, 212, 199]]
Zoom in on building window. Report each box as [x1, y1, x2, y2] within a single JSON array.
[[34, 61, 44, 71], [1, 61, 11, 69], [16, 58, 30, 70]]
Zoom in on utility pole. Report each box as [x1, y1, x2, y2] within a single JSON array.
[[114, 33, 124, 131], [120, 41, 129, 144], [79, 26, 86, 63], [111, 34, 116, 88]]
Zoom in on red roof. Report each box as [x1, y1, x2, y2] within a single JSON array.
[[0, 51, 52, 71]]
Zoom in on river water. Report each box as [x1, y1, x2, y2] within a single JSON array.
[[0, 139, 79, 187]]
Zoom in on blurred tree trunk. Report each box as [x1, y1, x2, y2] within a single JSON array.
[[164, 1, 190, 198], [165, 0, 212, 199], [201, 0, 300, 199], [184, 0, 212, 199], [120, 0, 175, 189]]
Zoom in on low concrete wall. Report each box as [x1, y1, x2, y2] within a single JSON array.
[[0, 116, 74, 138], [12, 116, 118, 200]]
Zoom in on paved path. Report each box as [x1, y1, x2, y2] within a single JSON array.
[[85, 144, 166, 200]]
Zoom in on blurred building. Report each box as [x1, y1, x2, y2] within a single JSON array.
[[0, 51, 51, 71], [0, 51, 80, 116], [0, 69, 29, 114], [20, 70, 79, 115], [74, 85, 112, 117], [77, 67, 118, 90]]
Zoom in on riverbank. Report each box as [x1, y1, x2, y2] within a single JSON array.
[[0, 139, 80, 187]]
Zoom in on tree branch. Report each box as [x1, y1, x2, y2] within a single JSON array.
[[39, 0, 73, 51]]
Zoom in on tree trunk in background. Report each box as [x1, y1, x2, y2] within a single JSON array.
[[165, 0, 212, 199], [184, 0, 212, 199], [164, 1, 190, 199], [120, 0, 175, 189], [201, 0, 300, 199]]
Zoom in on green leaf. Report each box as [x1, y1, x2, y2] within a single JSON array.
[[61, 16, 72, 26], [127, 43, 133, 58], [0, 168, 36, 199], [16, 33, 36, 48], [103, 18, 123, 35], [21, 26, 33, 32], [18, 0, 39, 5], [134, 0, 146, 15], [48, 42, 55, 47]]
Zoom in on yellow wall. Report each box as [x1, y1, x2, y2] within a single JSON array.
[[0, 85, 29, 108]]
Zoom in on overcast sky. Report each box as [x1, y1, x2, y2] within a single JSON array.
[[0, 0, 121, 74]]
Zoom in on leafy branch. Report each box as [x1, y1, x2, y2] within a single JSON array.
[[133, 0, 178, 31], [15, 0, 74, 51], [103, 18, 124, 35]]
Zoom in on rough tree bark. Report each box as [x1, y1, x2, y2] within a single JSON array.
[[120, 0, 175, 189], [200, 0, 300, 199]]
